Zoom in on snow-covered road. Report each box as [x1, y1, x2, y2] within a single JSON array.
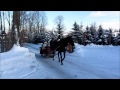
[[23, 43, 119, 79], [23, 43, 79, 79], [1, 43, 119, 79]]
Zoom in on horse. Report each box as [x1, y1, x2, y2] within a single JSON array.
[[52, 35, 74, 65]]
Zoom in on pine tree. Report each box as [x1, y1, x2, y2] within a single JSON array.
[[72, 22, 79, 31], [89, 23, 97, 44], [85, 26, 91, 44], [55, 16, 64, 40], [97, 25, 104, 45], [72, 22, 80, 43]]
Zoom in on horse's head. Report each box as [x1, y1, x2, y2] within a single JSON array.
[[64, 36, 74, 46], [56, 35, 74, 49]]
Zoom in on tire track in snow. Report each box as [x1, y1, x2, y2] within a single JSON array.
[[24, 43, 111, 79], [23, 43, 77, 79]]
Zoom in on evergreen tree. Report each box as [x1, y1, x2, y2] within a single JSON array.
[[77, 23, 83, 44], [72, 22, 79, 31], [55, 15, 64, 40], [89, 23, 97, 44], [108, 28, 112, 45], [85, 26, 91, 44], [97, 25, 104, 45], [72, 22, 80, 43]]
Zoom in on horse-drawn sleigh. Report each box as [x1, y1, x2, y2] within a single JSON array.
[[40, 35, 75, 65], [40, 41, 54, 57]]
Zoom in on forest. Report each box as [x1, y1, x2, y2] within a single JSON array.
[[0, 11, 120, 53]]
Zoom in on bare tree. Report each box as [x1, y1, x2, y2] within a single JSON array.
[[31, 11, 48, 41], [0, 11, 6, 33], [10, 11, 48, 43], [55, 15, 64, 39], [6, 11, 12, 31], [0, 11, 2, 33], [20, 11, 28, 30], [40, 12, 47, 38], [26, 11, 40, 42], [12, 11, 20, 45], [2, 11, 5, 32], [40, 11, 47, 28]]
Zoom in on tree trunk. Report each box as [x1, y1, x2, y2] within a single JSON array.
[[13, 11, 21, 46]]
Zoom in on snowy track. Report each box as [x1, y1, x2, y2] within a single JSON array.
[[23, 43, 120, 79], [1, 43, 119, 79], [23, 43, 79, 79]]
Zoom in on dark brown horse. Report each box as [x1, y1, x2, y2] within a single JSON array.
[[52, 36, 74, 65]]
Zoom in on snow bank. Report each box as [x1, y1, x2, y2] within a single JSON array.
[[1, 44, 35, 60], [68, 43, 119, 58], [85, 43, 115, 48], [67, 43, 85, 57], [0, 44, 39, 79]]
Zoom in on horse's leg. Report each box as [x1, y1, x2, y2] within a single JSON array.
[[60, 50, 66, 65], [58, 51, 60, 62], [52, 51, 55, 60], [60, 52, 63, 65], [53, 53, 54, 60], [62, 50, 66, 61], [64, 50, 66, 59]]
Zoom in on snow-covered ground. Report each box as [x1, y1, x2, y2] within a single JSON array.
[[0, 43, 120, 79]]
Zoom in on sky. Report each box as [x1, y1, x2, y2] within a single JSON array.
[[45, 11, 120, 32], [3, 11, 119, 34], [0, 43, 119, 79]]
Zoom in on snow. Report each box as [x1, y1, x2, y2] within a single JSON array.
[[0, 43, 120, 79]]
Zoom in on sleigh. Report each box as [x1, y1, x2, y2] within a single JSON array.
[[40, 45, 54, 57], [66, 43, 74, 53]]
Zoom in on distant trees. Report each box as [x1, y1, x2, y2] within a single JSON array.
[[96, 25, 104, 45], [6, 11, 12, 32], [72, 22, 83, 44], [72, 22, 79, 31], [55, 15, 64, 39], [26, 11, 48, 43], [70, 21, 120, 46], [0, 11, 3, 33], [14, 11, 48, 43], [85, 25, 91, 45], [20, 11, 28, 30], [72, 22, 79, 43], [0, 11, 120, 46], [0, 11, 6, 33], [0, 11, 48, 45]]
